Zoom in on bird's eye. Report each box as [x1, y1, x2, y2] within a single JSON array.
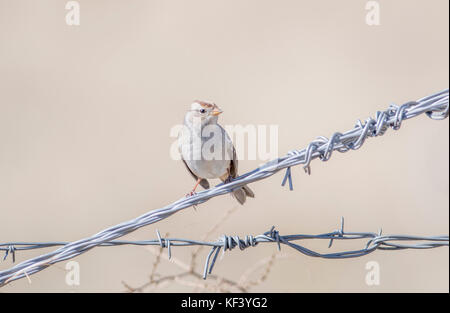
[[199, 109, 206, 114]]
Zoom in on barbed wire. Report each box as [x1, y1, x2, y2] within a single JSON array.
[[0, 89, 448, 286], [2, 217, 449, 280]]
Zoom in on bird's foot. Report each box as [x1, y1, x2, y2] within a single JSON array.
[[224, 175, 234, 184], [186, 191, 197, 197]]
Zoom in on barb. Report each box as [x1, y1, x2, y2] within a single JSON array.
[[0, 89, 448, 286], [2, 218, 448, 280]]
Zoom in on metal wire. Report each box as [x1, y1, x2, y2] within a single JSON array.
[[0, 89, 448, 286], [1, 218, 448, 280]]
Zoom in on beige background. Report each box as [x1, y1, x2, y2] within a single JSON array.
[[0, 0, 448, 292]]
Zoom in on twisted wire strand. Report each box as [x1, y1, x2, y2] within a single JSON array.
[[0, 89, 448, 286], [1, 218, 448, 280]]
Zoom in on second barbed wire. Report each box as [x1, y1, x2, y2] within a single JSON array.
[[1, 218, 448, 280]]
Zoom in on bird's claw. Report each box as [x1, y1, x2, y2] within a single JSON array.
[[224, 176, 233, 184], [186, 191, 197, 197]]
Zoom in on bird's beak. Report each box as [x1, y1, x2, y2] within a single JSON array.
[[211, 108, 223, 116]]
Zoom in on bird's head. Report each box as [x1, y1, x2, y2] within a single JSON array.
[[185, 101, 223, 127]]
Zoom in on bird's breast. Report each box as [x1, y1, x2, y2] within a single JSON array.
[[178, 122, 233, 179], [186, 158, 230, 179]]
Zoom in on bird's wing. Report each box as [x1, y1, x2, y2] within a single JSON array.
[[229, 144, 238, 178], [181, 156, 210, 189], [229, 138, 255, 198], [220, 125, 238, 179], [223, 128, 255, 199]]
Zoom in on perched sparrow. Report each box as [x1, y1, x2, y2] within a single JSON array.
[[178, 101, 254, 205]]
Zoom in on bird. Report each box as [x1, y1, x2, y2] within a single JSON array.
[[178, 100, 255, 205]]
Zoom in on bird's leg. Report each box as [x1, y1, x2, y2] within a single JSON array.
[[186, 178, 202, 197]]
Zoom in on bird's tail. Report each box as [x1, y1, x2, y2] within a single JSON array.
[[232, 185, 255, 205]]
